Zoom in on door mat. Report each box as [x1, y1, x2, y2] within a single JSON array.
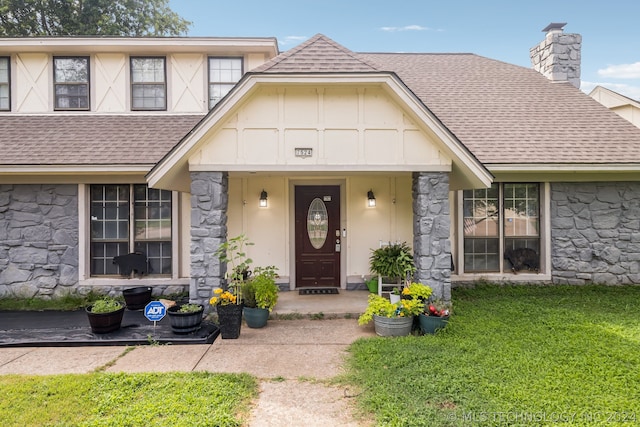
[[299, 288, 339, 295]]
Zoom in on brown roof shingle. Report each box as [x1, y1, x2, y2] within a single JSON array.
[[0, 115, 204, 167], [359, 52, 640, 165]]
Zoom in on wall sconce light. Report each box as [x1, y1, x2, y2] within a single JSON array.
[[367, 189, 376, 207], [259, 189, 268, 207]]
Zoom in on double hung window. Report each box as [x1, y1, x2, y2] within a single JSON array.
[[0, 57, 9, 110], [131, 57, 166, 110], [462, 183, 540, 273], [54, 56, 89, 110], [208, 57, 242, 109], [90, 185, 172, 276]]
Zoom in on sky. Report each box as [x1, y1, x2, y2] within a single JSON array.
[[169, 0, 640, 100]]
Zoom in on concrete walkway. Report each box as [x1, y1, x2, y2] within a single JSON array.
[[0, 317, 377, 426]]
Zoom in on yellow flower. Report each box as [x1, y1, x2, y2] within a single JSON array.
[[209, 296, 218, 305], [214, 288, 223, 295]]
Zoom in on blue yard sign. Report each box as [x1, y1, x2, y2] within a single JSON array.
[[144, 301, 166, 322]]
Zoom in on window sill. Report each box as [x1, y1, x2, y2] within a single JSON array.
[[452, 272, 551, 283], [80, 277, 189, 287]]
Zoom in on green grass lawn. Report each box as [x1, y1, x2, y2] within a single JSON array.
[[0, 372, 257, 427], [342, 285, 640, 427]]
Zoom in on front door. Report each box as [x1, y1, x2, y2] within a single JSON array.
[[295, 185, 341, 288]]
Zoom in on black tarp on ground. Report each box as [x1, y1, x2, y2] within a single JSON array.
[[0, 309, 219, 347]]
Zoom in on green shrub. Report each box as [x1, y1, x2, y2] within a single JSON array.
[[89, 297, 122, 313]]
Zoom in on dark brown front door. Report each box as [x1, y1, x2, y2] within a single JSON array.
[[295, 185, 341, 288]]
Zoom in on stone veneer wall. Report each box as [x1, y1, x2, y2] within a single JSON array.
[[190, 172, 228, 308], [0, 184, 79, 298], [530, 29, 582, 88], [412, 172, 451, 300], [551, 182, 640, 285]]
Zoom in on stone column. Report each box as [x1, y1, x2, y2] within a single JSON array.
[[412, 172, 451, 300], [190, 172, 228, 308]]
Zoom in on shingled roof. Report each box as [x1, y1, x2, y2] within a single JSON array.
[[0, 115, 203, 167], [3, 34, 640, 172], [253, 34, 640, 166]]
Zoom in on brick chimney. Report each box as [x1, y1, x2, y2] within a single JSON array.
[[530, 23, 581, 88]]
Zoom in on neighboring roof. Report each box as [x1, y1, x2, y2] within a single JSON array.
[[589, 85, 640, 109], [0, 115, 203, 168]]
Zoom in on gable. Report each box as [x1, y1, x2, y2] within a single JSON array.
[[148, 73, 492, 192], [189, 85, 451, 171]]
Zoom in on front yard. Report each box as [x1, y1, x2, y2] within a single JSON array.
[[342, 285, 640, 426], [1, 285, 638, 426]]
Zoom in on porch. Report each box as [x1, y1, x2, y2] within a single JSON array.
[[271, 289, 370, 317]]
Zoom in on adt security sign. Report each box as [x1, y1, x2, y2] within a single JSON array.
[[144, 301, 166, 322]]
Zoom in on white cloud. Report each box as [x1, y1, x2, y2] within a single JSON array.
[[597, 62, 640, 79], [582, 80, 640, 101], [279, 35, 308, 46], [380, 25, 441, 32]]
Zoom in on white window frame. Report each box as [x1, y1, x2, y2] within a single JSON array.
[[453, 182, 551, 282], [0, 56, 10, 111], [78, 184, 185, 286], [208, 57, 243, 109], [130, 56, 167, 111], [53, 56, 90, 111]]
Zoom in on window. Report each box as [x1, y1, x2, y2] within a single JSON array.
[[90, 184, 172, 276], [54, 57, 89, 110], [208, 57, 242, 109], [131, 57, 166, 110], [0, 57, 9, 111], [462, 183, 540, 273]]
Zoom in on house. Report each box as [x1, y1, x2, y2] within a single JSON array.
[[589, 85, 640, 128], [2, 23, 640, 306]]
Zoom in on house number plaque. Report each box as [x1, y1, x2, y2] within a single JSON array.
[[295, 148, 313, 158]]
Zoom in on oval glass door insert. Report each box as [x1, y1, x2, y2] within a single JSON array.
[[307, 198, 328, 249]]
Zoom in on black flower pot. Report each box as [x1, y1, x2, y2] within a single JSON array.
[[122, 286, 152, 310], [167, 304, 204, 334], [216, 304, 243, 339], [86, 305, 125, 334]]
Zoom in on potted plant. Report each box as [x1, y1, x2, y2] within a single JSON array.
[[358, 294, 423, 336], [242, 265, 279, 328], [122, 286, 152, 310], [390, 287, 401, 304], [369, 242, 416, 295], [210, 288, 242, 339], [418, 299, 451, 334], [212, 234, 254, 339], [214, 233, 254, 285], [401, 282, 433, 302], [86, 296, 125, 334], [167, 303, 204, 334]]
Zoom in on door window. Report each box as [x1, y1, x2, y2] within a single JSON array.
[[307, 198, 328, 249]]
